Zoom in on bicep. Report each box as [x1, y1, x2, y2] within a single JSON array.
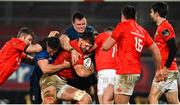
[[60, 34, 70, 43]]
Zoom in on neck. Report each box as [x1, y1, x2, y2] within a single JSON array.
[[157, 17, 166, 26]]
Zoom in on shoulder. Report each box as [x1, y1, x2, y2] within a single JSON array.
[[34, 50, 49, 61], [65, 26, 75, 33], [85, 25, 95, 32]]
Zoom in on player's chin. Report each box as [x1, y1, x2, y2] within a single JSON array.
[[78, 30, 85, 33]]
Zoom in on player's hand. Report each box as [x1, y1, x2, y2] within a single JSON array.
[[48, 31, 59, 37], [71, 49, 82, 65], [155, 68, 168, 82], [26, 54, 34, 60], [62, 60, 71, 68]]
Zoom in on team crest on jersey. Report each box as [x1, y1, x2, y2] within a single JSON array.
[[162, 29, 170, 37]]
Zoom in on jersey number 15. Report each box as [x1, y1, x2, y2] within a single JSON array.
[[135, 37, 143, 52]]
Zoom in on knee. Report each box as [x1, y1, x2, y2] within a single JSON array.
[[81, 92, 92, 104], [148, 93, 159, 103], [103, 100, 112, 104], [102, 96, 113, 104], [167, 97, 179, 104], [148, 94, 154, 102]]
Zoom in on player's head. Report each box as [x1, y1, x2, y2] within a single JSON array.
[[72, 12, 87, 33], [121, 5, 137, 22], [79, 32, 94, 53], [17, 27, 35, 45], [104, 26, 113, 32], [151, 2, 168, 19], [46, 37, 60, 56]]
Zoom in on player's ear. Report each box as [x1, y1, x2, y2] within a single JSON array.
[[155, 12, 159, 17]]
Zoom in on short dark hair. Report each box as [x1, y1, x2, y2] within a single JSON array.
[[80, 32, 95, 45], [151, 2, 168, 18], [122, 5, 136, 20], [46, 37, 60, 50], [72, 12, 85, 23], [104, 26, 114, 32], [17, 27, 35, 39]]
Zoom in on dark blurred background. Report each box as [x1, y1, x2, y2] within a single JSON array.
[[0, 1, 180, 104]]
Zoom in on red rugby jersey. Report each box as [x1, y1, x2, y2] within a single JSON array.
[[53, 40, 85, 79], [0, 38, 27, 85], [154, 20, 178, 70], [95, 32, 117, 72], [111, 19, 153, 74]]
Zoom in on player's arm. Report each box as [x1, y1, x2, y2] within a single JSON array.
[[25, 44, 43, 53], [148, 43, 167, 82], [148, 43, 161, 70], [37, 59, 70, 74], [73, 64, 94, 78], [102, 36, 116, 51], [48, 31, 59, 37], [59, 34, 81, 64], [25, 31, 60, 53], [164, 38, 177, 68]]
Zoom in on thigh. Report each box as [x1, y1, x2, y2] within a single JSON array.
[[40, 74, 66, 103], [165, 91, 179, 104], [114, 74, 140, 96], [97, 70, 116, 96], [151, 71, 178, 93]]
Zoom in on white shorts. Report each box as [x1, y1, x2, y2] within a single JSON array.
[[97, 69, 116, 96], [152, 71, 179, 93]]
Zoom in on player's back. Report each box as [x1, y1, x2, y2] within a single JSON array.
[[95, 32, 117, 72], [112, 19, 153, 74]]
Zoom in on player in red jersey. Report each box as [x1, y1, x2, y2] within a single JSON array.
[[102, 5, 167, 104], [39, 32, 95, 104], [148, 2, 179, 104], [92, 27, 117, 104], [0, 27, 34, 85]]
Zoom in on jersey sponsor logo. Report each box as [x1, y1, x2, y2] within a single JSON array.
[[162, 29, 170, 37], [131, 32, 144, 38]]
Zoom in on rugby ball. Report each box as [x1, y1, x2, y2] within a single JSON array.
[[83, 57, 92, 69]]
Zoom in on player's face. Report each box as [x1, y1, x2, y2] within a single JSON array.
[[72, 18, 87, 33], [150, 9, 158, 23], [80, 39, 92, 53], [47, 47, 58, 56], [23, 35, 33, 45]]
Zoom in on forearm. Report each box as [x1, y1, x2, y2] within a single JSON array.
[[102, 36, 116, 51], [25, 44, 43, 53], [60, 34, 73, 51], [74, 65, 93, 77], [150, 43, 162, 70], [153, 50, 161, 70], [41, 64, 65, 74]]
